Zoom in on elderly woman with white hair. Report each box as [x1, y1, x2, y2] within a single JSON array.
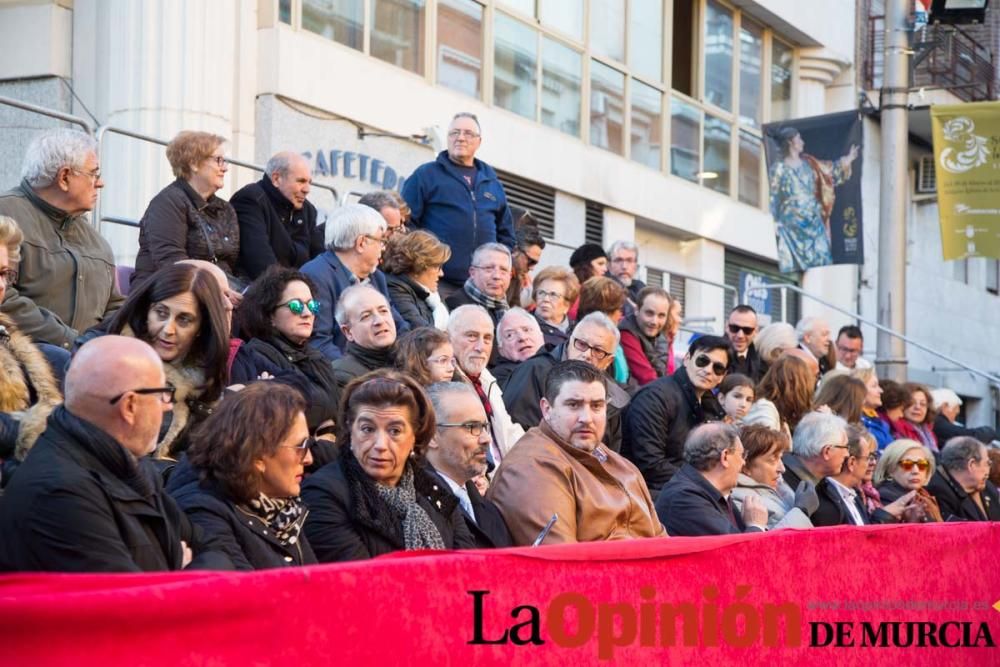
[[300, 203, 409, 360], [931, 387, 997, 445], [873, 439, 943, 522], [0, 128, 122, 348], [753, 322, 797, 377]]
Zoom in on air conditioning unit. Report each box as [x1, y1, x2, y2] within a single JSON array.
[[916, 154, 937, 195]]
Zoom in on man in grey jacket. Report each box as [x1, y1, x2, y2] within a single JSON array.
[[0, 128, 123, 349]]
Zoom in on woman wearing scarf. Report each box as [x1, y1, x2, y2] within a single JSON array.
[[167, 383, 316, 569], [301, 369, 476, 562], [382, 230, 451, 331]]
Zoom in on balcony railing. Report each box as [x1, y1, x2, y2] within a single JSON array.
[[864, 15, 995, 102]]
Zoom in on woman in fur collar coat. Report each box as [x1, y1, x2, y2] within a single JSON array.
[[0, 216, 62, 463], [102, 262, 230, 458]]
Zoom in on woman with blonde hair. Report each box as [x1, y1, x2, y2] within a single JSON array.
[[873, 439, 942, 522], [0, 216, 62, 466], [132, 131, 241, 294], [382, 229, 451, 330]]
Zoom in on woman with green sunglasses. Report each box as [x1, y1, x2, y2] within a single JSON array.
[[231, 266, 339, 464]]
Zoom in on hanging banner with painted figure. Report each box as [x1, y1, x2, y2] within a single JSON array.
[[763, 111, 864, 274], [931, 101, 1000, 261]]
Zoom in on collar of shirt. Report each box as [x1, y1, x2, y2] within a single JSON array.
[[439, 471, 476, 520]]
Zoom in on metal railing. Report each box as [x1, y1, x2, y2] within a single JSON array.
[[755, 282, 1000, 385], [0, 94, 95, 134], [94, 124, 340, 231], [863, 14, 995, 102]]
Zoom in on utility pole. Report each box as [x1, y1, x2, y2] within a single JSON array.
[[876, 0, 910, 382]]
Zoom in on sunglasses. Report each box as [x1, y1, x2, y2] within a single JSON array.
[[693, 354, 728, 376], [277, 298, 320, 316], [898, 458, 930, 472], [728, 324, 756, 336], [280, 436, 314, 459]]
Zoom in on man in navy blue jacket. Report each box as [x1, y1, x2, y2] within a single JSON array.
[[300, 204, 408, 360], [402, 112, 516, 295]]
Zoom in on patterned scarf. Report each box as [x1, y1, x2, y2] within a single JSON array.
[[374, 467, 446, 551], [241, 493, 309, 546], [463, 278, 509, 313], [860, 481, 882, 513]]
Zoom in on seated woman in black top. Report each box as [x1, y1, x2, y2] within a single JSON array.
[[301, 369, 475, 562], [167, 382, 316, 569], [231, 266, 338, 439]]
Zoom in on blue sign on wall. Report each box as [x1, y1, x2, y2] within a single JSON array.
[[738, 270, 771, 315], [302, 150, 407, 191]]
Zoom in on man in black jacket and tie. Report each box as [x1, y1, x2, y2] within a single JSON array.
[[424, 382, 512, 548], [724, 305, 764, 382]]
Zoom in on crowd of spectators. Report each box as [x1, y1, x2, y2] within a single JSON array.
[[0, 117, 997, 574]]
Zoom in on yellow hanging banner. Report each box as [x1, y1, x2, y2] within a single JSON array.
[[931, 101, 1000, 260]]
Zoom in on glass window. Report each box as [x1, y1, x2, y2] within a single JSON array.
[[371, 0, 425, 74], [630, 0, 663, 82], [499, 0, 534, 16], [670, 97, 700, 182], [590, 0, 625, 63], [302, 0, 363, 50], [541, 38, 582, 137], [494, 13, 538, 120], [437, 0, 483, 98], [279, 0, 292, 24], [739, 19, 763, 127], [539, 0, 583, 41], [771, 39, 793, 121], [631, 81, 662, 169], [703, 0, 734, 111], [590, 60, 625, 154], [702, 115, 731, 194], [738, 130, 761, 206]]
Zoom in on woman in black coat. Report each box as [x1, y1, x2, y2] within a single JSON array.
[[301, 369, 475, 562], [167, 382, 317, 569], [382, 230, 451, 330], [231, 266, 338, 438]]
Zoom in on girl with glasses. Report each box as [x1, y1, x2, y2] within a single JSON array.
[[394, 327, 456, 385], [167, 383, 317, 569], [873, 439, 943, 522], [231, 266, 339, 464]]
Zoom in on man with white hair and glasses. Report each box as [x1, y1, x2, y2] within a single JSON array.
[[300, 203, 408, 359], [0, 128, 123, 349]]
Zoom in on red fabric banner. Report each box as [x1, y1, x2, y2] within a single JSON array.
[[1, 523, 998, 665]]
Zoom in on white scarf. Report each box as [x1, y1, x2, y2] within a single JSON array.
[[426, 291, 451, 331]]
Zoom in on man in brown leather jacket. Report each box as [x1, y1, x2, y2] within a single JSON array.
[[487, 360, 665, 545]]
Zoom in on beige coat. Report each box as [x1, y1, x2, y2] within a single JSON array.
[[487, 422, 665, 546]]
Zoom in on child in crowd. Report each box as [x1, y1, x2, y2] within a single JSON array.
[[719, 374, 755, 424]]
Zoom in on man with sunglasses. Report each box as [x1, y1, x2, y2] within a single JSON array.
[[502, 312, 631, 453], [622, 335, 732, 496], [725, 305, 764, 383], [489, 361, 664, 545], [0, 336, 231, 572], [507, 218, 545, 308], [402, 112, 515, 299], [424, 383, 512, 548]]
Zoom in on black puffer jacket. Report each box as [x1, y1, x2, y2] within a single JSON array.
[[385, 273, 435, 330], [621, 366, 726, 496], [301, 448, 476, 562], [0, 406, 233, 572], [166, 457, 318, 570]]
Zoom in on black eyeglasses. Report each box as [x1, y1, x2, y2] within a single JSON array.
[[109, 386, 176, 405], [728, 324, 756, 336], [277, 298, 320, 316], [571, 337, 612, 362], [438, 421, 491, 437], [693, 354, 728, 376]]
